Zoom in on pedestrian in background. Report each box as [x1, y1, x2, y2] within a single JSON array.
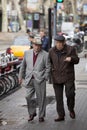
[[26, 29, 31, 35], [19, 38, 51, 122], [49, 35, 79, 122], [40, 29, 49, 52]]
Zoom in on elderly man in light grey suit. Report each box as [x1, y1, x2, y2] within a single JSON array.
[[19, 38, 51, 122]]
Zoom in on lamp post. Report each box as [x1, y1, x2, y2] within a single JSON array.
[[53, 0, 57, 38]]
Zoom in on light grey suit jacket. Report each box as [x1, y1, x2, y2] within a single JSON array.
[[19, 49, 51, 87]]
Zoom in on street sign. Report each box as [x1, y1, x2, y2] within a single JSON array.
[[34, 13, 39, 20]]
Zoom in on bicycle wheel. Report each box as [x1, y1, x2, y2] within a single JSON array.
[[10, 72, 19, 88], [7, 74, 16, 89], [0, 79, 6, 96], [13, 72, 19, 87], [4, 76, 12, 93]]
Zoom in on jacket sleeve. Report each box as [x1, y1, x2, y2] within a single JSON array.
[[71, 47, 79, 64], [19, 52, 26, 80], [44, 53, 51, 80], [42, 37, 49, 50]]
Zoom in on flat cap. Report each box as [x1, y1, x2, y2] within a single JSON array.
[[32, 37, 42, 45], [54, 35, 65, 42]]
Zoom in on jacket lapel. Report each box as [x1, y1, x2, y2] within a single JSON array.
[[29, 49, 33, 69]]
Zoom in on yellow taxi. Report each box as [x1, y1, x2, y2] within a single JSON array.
[[6, 36, 31, 59]]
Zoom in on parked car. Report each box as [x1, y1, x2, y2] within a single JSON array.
[[6, 36, 31, 59]]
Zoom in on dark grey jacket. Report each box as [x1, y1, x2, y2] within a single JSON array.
[[49, 45, 79, 84]]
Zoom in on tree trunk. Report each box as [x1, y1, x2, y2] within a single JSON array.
[[13, 0, 26, 32], [1, 0, 8, 32], [70, 0, 77, 24]]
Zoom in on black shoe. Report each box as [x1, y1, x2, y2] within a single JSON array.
[[54, 116, 65, 122], [28, 113, 37, 122], [39, 117, 44, 122], [70, 110, 75, 119]]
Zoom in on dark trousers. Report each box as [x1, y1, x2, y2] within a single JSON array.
[[53, 81, 75, 117]]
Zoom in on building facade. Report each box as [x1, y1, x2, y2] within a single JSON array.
[[0, 0, 2, 31]]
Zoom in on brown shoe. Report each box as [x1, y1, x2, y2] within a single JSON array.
[[39, 117, 44, 122], [70, 110, 75, 119], [54, 116, 65, 122], [28, 113, 37, 122]]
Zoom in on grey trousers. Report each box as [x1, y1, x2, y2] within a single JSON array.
[[25, 79, 46, 118]]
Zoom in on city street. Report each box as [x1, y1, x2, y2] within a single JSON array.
[[0, 0, 87, 129], [0, 50, 87, 130]]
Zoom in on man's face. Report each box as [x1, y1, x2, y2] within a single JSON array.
[[33, 44, 42, 53], [55, 41, 64, 50], [40, 31, 45, 38]]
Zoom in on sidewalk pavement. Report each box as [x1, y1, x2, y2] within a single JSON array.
[[0, 39, 87, 130], [0, 82, 87, 130], [0, 58, 87, 130]]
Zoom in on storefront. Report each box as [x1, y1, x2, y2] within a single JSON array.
[[26, 0, 44, 32]]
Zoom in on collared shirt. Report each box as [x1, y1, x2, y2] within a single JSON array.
[[33, 51, 38, 66], [32, 51, 38, 79]]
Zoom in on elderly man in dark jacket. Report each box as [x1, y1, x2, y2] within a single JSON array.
[[49, 35, 79, 122]]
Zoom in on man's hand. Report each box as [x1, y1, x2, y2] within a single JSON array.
[[64, 57, 71, 62], [19, 79, 23, 85]]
